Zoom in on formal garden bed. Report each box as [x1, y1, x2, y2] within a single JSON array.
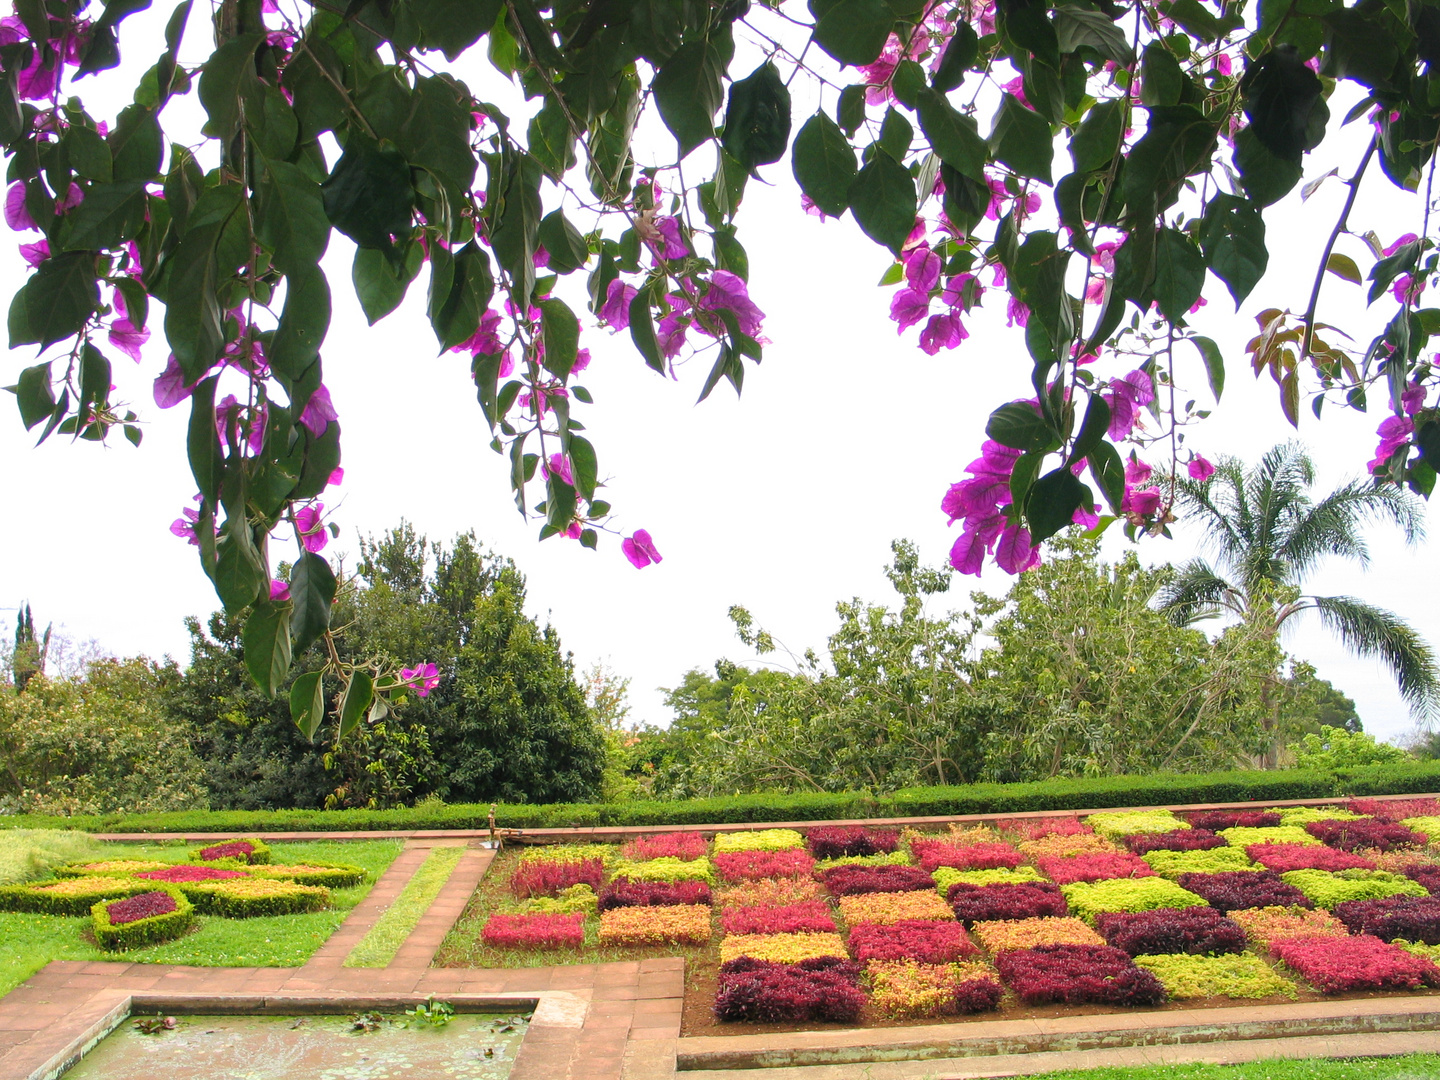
[[433, 798, 1440, 1036], [0, 834, 401, 995]]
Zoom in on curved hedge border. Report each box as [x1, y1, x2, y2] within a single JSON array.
[[178, 879, 330, 917], [2, 761, 1438, 834], [0, 876, 154, 916], [92, 889, 193, 951]]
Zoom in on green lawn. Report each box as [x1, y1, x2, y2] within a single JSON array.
[[1024, 1055, 1440, 1080], [0, 839, 402, 997]]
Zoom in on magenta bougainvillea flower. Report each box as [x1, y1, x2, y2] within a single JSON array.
[[599, 279, 637, 329], [1187, 454, 1216, 481], [269, 578, 291, 602], [622, 530, 662, 569], [400, 661, 440, 697], [294, 503, 329, 553], [697, 271, 765, 337], [298, 384, 338, 437], [1104, 369, 1155, 439]]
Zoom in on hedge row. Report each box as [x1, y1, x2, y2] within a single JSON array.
[[3, 762, 1439, 834]]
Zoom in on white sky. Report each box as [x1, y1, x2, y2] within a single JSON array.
[[1, 4, 1436, 749]]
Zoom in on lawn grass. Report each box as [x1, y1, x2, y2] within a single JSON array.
[[0, 829, 116, 884], [0, 839, 402, 997], [1021, 1054, 1440, 1080], [344, 845, 465, 967]]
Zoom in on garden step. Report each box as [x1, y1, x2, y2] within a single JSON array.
[[674, 996, 1440, 1072]]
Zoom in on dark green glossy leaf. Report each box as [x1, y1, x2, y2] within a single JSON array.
[[271, 264, 331, 382], [411, 0, 501, 59], [322, 135, 414, 252], [915, 88, 986, 181], [430, 240, 493, 350], [653, 39, 725, 158], [1070, 98, 1124, 173], [791, 112, 857, 217], [338, 669, 374, 740], [11, 251, 99, 349], [1199, 193, 1267, 306], [187, 375, 223, 503], [629, 290, 665, 374], [13, 361, 54, 430], [215, 518, 266, 615], [1026, 465, 1087, 543], [1087, 439, 1125, 513], [1233, 125, 1303, 206], [539, 296, 581, 379], [257, 160, 329, 275], [108, 104, 163, 180], [243, 600, 292, 697], [987, 401, 1055, 451], [352, 242, 423, 325], [722, 61, 792, 173], [989, 93, 1053, 183], [1190, 334, 1224, 401], [931, 21, 977, 91], [837, 83, 866, 136], [1153, 226, 1205, 321], [57, 180, 147, 252], [197, 32, 263, 140], [809, 0, 893, 66], [1140, 41, 1184, 106], [847, 152, 916, 253], [1241, 46, 1326, 162], [1070, 392, 1111, 462], [1054, 4, 1133, 65], [289, 551, 336, 655], [290, 671, 325, 741], [537, 209, 589, 275], [490, 152, 543, 310], [570, 434, 598, 500]]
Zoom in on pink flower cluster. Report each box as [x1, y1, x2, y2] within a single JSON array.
[[820, 864, 934, 897], [941, 435, 1040, 577], [1270, 934, 1440, 993], [848, 919, 978, 964], [1246, 843, 1376, 874], [948, 882, 1069, 925], [620, 832, 708, 862], [715, 850, 816, 883], [510, 859, 605, 900], [805, 826, 900, 860], [106, 891, 179, 926], [1095, 906, 1247, 957], [1035, 852, 1154, 885], [598, 880, 711, 911], [198, 840, 256, 861], [911, 841, 1022, 873], [399, 661, 440, 698], [993, 944, 1166, 1006], [1350, 798, 1440, 822], [137, 865, 248, 883], [720, 901, 836, 936], [481, 912, 585, 949]]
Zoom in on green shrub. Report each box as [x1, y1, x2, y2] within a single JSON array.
[[609, 856, 714, 883], [714, 829, 805, 853], [1402, 815, 1440, 839], [814, 851, 912, 871], [1134, 953, 1298, 1000], [1141, 847, 1258, 878], [1280, 869, 1430, 908], [932, 866, 1043, 895], [516, 884, 598, 915], [1218, 826, 1319, 849], [246, 861, 368, 888], [1341, 761, 1440, 796], [1062, 879, 1207, 922], [1087, 810, 1188, 839], [178, 878, 330, 917], [0, 875, 153, 915], [91, 889, 194, 951], [0, 830, 114, 884]]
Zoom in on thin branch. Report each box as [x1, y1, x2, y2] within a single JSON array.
[[1300, 133, 1377, 363]]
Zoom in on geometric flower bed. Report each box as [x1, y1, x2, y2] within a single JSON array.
[[454, 801, 1440, 1028], [91, 889, 194, 951], [191, 838, 271, 864]]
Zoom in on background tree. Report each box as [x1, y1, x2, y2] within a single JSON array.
[[1158, 443, 1440, 743], [11, 605, 49, 694]]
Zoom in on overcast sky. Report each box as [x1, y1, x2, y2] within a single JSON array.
[[1, 5, 1436, 748]]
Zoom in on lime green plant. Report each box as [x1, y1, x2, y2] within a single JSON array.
[[1134, 954, 1298, 1000]]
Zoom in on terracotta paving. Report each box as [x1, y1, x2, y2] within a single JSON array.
[[9, 794, 1440, 1079]]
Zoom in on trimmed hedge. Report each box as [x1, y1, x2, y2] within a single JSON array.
[[0, 875, 153, 915], [92, 889, 193, 951], [3, 763, 1438, 833], [246, 861, 368, 888], [178, 878, 330, 917], [191, 838, 271, 864]]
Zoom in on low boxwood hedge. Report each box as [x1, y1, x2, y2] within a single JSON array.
[[178, 878, 330, 917], [91, 888, 193, 951], [189, 838, 271, 864], [2, 762, 1437, 834], [247, 861, 368, 888], [0, 875, 154, 915]]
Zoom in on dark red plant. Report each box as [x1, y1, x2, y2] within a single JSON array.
[[720, 901, 837, 936], [510, 859, 605, 900], [1175, 871, 1312, 914], [1348, 798, 1440, 822], [1035, 852, 1155, 885], [597, 880, 712, 911], [1186, 811, 1281, 831], [481, 913, 585, 948], [819, 864, 934, 897], [1332, 895, 1440, 944], [1271, 934, 1440, 993], [848, 919, 977, 963], [948, 882, 1068, 924], [1400, 864, 1440, 896], [994, 944, 1166, 1006], [1246, 843, 1376, 873], [953, 978, 1004, 1013], [805, 826, 900, 860], [714, 957, 865, 1024], [137, 865, 248, 882], [198, 840, 256, 861], [1123, 829, 1225, 854], [106, 891, 178, 926], [714, 849, 816, 883], [911, 841, 1023, 873], [1095, 906, 1247, 957], [1305, 819, 1427, 852], [620, 832, 708, 862]]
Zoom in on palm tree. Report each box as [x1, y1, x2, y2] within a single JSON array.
[[1158, 442, 1439, 734]]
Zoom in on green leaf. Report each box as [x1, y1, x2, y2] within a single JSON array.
[[187, 375, 223, 503], [1054, 5, 1133, 65], [108, 105, 163, 181], [1189, 334, 1224, 401], [847, 152, 916, 253], [430, 241, 494, 350], [251, 83, 299, 162], [1153, 226, 1205, 322], [1070, 392, 1111, 462], [290, 671, 325, 742], [197, 32, 264, 141], [1140, 41, 1184, 107], [537, 209, 589, 275], [722, 61, 792, 173], [989, 94, 1053, 183], [75, 0, 152, 76], [215, 517, 266, 615], [931, 21, 978, 92], [1087, 440, 1125, 514], [1319, 8, 1399, 91], [270, 264, 332, 382], [257, 161, 330, 275], [352, 243, 423, 325], [489, 152, 543, 311], [411, 0, 501, 59], [570, 434, 598, 500], [64, 124, 112, 183], [987, 401, 1055, 451], [338, 670, 374, 740], [1070, 99, 1124, 173], [915, 89, 987, 182], [11, 251, 99, 349], [1326, 252, 1362, 284], [322, 136, 414, 252], [1368, 239, 1420, 305], [289, 551, 336, 655], [791, 112, 857, 217], [837, 84, 866, 136], [809, 0, 894, 66], [652, 39, 725, 158], [629, 290, 665, 374], [527, 95, 577, 181], [1198, 193, 1268, 306], [1241, 47, 1326, 163], [890, 60, 926, 109], [539, 297, 580, 379], [13, 362, 54, 430], [877, 106, 913, 162], [243, 600, 293, 697], [1026, 466, 1087, 543], [165, 214, 232, 381]]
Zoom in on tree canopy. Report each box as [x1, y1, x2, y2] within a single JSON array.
[[4, 0, 1440, 737]]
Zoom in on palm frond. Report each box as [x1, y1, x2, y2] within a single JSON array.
[[1155, 559, 1238, 626], [1306, 595, 1440, 720]]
